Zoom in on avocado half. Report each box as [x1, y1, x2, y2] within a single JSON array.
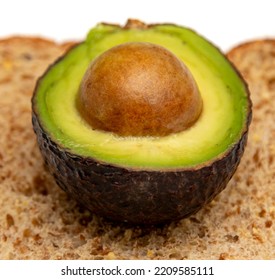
[[32, 20, 252, 225]]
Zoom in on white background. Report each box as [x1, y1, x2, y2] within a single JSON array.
[[1, 260, 275, 279], [1, 0, 275, 52]]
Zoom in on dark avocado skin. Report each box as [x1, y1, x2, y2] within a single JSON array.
[[32, 109, 251, 225], [31, 23, 252, 225]]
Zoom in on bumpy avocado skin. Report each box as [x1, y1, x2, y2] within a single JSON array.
[[32, 110, 250, 224], [32, 22, 252, 225]]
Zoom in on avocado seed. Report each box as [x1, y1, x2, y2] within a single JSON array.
[[79, 42, 202, 136]]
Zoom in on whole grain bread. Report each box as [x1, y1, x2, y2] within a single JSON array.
[[0, 36, 274, 260]]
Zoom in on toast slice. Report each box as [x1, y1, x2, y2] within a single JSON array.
[[0, 37, 274, 259]]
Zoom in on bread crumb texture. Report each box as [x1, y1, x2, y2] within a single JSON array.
[[0, 37, 274, 260]]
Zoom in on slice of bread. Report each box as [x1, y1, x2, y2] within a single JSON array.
[[0, 37, 274, 260]]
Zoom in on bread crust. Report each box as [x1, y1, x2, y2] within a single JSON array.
[[227, 38, 275, 60], [0, 35, 76, 49]]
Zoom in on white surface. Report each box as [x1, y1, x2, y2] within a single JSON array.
[[1, 0, 275, 51], [1, 260, 275, 279]]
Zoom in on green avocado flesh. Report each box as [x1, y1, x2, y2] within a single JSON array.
[[35, 24, 249, 169]]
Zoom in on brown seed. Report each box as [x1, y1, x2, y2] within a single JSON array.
[[79, 42, 202, 137], [6, 214, 14, 229]]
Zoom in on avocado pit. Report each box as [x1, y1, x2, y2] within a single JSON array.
[[79, 42, 202, 137], [32, 21, 252, 225]]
